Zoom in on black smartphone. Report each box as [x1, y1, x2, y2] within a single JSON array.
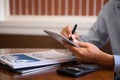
[[57, 64, 100, 77]]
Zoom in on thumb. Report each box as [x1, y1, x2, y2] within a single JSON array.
[[78, 42, 89, 47]]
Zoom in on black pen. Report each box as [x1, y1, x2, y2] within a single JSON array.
[[69, 24, 77, 40]]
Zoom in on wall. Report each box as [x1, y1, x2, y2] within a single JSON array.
[[9, 0, 108, 16], [0, 0, 109, 35], [0, 34, 112, 54], [0, 34, 65, 49], [0, 0, 112, 53]]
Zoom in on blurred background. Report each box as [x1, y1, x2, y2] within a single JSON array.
[[0, 0, 110, 50]]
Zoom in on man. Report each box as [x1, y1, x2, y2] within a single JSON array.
[[61, 0, 120, 79]]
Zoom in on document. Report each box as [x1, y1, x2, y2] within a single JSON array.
[[0, 63, 59, 74], [0, 50, 76, 69]]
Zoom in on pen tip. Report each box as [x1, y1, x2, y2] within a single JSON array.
[[69, 37, 73, 41]]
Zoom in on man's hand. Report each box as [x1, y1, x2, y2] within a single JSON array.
[[61, 26, 80, 40], [65, 41, 114, 68]]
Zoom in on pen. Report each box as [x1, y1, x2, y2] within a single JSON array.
[[69, 24, 77, 40]]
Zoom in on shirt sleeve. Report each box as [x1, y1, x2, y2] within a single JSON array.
[[80, 4, 109, 48], [114, 55, 120, 78]]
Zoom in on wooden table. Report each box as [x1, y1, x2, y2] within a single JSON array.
[[0, 49, 114, 80]]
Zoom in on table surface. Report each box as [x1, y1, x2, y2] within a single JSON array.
[[0, 49, 114, 80]]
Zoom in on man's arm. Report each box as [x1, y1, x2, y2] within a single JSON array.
[[114, 55, 120, 78], [79, 3, 109, 48]]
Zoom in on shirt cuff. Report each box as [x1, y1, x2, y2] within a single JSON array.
[[114, 55, 120, 78]]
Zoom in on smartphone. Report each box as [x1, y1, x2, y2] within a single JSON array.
[[57, 64, 100, 77]]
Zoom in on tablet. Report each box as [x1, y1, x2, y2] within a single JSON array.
[[44, 30, 80, 48]]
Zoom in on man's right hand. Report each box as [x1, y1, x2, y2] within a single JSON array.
[[60, 26, 80, 40]]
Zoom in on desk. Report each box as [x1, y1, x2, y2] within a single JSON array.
[[0, 49, 114, 80]]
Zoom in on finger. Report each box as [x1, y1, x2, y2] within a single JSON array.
[[72, 39, 80, 45], [63, 42, 86, 59], [78, 42, 89, 47], [61, 26, 72, 38], [74, 32, 80, 40], [65, 26, 72, 35], [67, 46, 84, 58]]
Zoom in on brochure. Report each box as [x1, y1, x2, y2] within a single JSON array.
[[0, 50, 76, 69], [0, 63, 59, 74]]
